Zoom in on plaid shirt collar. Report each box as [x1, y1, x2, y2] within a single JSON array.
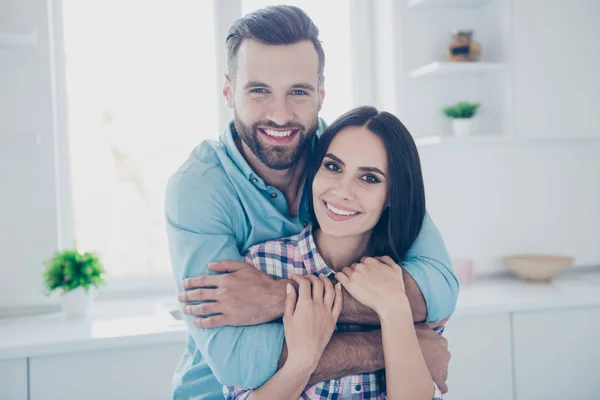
[[297, 225, 336, 277]]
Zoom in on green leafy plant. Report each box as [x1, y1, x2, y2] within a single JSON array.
[[43, 249, 106, 295], [443, 101, 481, 119]]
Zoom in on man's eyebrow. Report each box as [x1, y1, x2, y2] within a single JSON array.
[[244, 81, 271, 90], [324, 153, 386, 177], [292, 83, 316, 91], [243, 82, 316, 92]]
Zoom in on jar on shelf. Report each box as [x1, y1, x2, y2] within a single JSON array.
[[447, 30, 482, 62]]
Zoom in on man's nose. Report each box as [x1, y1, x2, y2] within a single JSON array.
[[266, 97, 294, 126]]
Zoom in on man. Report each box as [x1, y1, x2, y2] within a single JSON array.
[[166, 5, 458, 400]]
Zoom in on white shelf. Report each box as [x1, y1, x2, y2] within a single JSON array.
[[410, 61, 508, 78], [0, 31, 37, 48], [415, 134, 510, 147], [407, 0, 496, 8]]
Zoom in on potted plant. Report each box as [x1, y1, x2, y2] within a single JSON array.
[[43, 249, 106, 317], [443, 101, 481, 137]]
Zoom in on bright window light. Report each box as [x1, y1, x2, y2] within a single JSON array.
[[61, 1, 218, 278]]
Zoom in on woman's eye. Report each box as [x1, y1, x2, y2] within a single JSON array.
[[361, 174, 380, 183], [324, 162, 341, 172]]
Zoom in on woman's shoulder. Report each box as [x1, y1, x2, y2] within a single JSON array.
[[244, 232, 306, 276]]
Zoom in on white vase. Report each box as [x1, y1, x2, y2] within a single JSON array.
[[60, 287, 93, 318], [452, 118, 473, 137]]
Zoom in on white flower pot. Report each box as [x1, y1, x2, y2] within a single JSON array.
[[60, 287, 93, 318], [452, 118, 474, 138]]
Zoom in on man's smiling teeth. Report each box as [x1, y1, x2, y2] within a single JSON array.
[[326, 202, 358, 216], [263, 129, 294, 138]]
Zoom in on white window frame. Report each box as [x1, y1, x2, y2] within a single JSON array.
[[51, 0, 377, 299]]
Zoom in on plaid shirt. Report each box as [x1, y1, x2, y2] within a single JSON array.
[[223, 225, 443, 400]]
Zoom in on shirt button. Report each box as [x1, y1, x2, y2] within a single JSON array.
[[270, 192, 277, 199], [252, 177, 258, 183], [303, 221, 308, 227], [354, 385, 361, 391]]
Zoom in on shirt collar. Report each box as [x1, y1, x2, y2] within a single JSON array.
[[297, 224, 336, 277]]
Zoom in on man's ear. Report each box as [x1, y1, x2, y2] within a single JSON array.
[[223, 73, 234, 109], [318, 78, 326, 111]]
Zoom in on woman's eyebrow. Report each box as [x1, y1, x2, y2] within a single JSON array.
[[324, 153, 386, 177], [359, 166, 386, 177]]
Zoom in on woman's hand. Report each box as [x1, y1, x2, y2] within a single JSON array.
[[335, 256, 410, 316], [283, 274, 343, 374]]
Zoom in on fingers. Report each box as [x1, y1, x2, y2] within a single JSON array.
[[335, 270, 349, 286], [321, 274, 335, 309], [292, 275, 311, 300], [193, 314, 226, 329], [284, 283, 297, 318], [306, 274, 324, 302], [182, 301, 221, 316], [178, 288, 217, 303], [181, 275, 219, 290], [332, 282, 343, 319], [207, 260, 249, 273], [374, 255, 399, 268]]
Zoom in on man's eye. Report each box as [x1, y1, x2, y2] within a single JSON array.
[[250, 88, 267, 94], [361, 174, 380, 183], [291, 89, 308, 96], [324, 162, 341, 172]]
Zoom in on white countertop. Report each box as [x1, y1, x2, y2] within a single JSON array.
[[2, 269, 600, 360]]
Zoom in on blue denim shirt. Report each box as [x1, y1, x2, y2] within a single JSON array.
[[165, 120, 459, 400]]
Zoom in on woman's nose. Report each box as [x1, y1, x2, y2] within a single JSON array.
[[331, 180, 354, 201]]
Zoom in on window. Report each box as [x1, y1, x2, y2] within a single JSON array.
[[61, 1, 218, 281], [241, 0, 355, 124]]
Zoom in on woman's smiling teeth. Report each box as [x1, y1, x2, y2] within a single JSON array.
[[325, 202, 358, 216], [263, 129, 294, 138]]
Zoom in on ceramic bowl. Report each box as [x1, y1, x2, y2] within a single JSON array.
[[503, 254, 574, 283]]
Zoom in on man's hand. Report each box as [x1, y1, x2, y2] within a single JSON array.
[[415, 323, 450, 394], [178, 260, 287, 328]]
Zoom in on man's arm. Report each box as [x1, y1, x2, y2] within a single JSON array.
[[334, 269, 426, 324], [166, 170, 286, 388], [402, 212, 459, 323], [278, 329, 384, 385]]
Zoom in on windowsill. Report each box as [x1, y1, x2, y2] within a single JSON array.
[[0, 295, 186, 360]]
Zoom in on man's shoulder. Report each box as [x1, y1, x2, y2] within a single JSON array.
[[167, 140, 236, 199]]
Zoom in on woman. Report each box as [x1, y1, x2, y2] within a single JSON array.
[[224, 106, 443, 400]]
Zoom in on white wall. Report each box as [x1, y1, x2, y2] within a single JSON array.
[[0, 0, 64, 310], [420, 139, 600, 273]]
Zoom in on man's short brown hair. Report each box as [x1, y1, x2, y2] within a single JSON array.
[[226, 5, 325, 86]]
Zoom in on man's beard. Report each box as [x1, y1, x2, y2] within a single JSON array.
[[234, 113, 318, 171]]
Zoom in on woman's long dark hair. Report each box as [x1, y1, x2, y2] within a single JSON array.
[[306, 106, 426, 263]]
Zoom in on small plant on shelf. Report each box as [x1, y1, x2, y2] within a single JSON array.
[[443, 101, 481, 137], [43, 248, 106, 317], [443, 101, 480, 119]]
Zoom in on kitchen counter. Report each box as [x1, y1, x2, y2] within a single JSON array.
[[1, 268, 600, 360]]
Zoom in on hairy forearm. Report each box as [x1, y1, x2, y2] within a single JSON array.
[[333, 271, 427, 324], [248, 361, 312, 400], [279, 329, 384, 385]]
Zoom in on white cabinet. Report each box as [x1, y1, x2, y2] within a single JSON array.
[[512, 306, 600, 400], [443, 314, 513, 400], [0, 358, 28, 400], [513, 0, 600, 139], [29, 343, 184, 400]]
